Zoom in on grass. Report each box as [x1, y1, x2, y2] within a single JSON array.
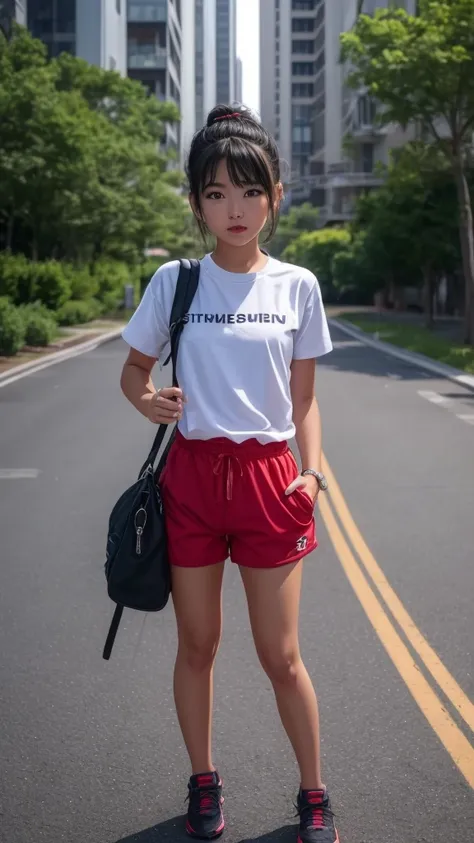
[[339, 314, 474, 375]]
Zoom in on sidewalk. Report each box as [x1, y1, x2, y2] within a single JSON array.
[[330, 314, 474, 393], [0, 320, 125, 386]]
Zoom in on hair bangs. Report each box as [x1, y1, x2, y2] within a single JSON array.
[[198, 138, 274, 195]]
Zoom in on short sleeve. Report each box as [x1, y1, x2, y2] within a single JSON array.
[[121, 263, 178, 359], [293, 278, 333, 360]]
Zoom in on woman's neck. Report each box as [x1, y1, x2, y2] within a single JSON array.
[[211, 237, 268, 274]]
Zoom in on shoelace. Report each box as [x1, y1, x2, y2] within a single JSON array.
[[187, 784, 222, 816], [295, 795, 335, 830]]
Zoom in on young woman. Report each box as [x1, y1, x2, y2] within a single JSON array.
[[120, 105, 338, 843]]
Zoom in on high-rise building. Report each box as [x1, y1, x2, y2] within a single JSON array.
[[127, 0, 182, 155], [27, 0, 126, 73], [183, 0, 217, 152], [0, 0, 26, 36], [216, 0, 237, 104], [260, 0, 416, 216], [235, 56, 243, 104]]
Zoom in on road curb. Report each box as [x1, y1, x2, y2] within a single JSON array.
[[0, 327, 124, 388], [329, 317, 474, 393]]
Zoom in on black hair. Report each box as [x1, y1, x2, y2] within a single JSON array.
[[186, 104, 281, 242]]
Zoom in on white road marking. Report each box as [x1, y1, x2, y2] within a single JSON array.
[[417, 390, 452, 407], [0, 328, 123, 389], [418, 391, 474, 427], [0, 469, 40, 479]]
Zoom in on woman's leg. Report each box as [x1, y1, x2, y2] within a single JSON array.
[[240, 561, 322, 790], [172, 562, 225, 774]]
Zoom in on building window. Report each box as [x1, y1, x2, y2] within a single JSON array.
[[292, 0, 314, 9], [292, 62, 314, 76], [362, 143, 374, 173], [292, 40, 315, 54], [292, 18, 314, 32], [116, 0, 121, 13], [292, 104, 312, 124], [292, 83, 314, 97]]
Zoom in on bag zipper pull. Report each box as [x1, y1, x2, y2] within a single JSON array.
[[134, 506, 147, 555]]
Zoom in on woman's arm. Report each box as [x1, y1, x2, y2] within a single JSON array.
[[120, 347, 184, 424], [289, 357, 321, 500]]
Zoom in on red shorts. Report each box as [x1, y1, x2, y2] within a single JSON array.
[[160, 431, 317, 569]]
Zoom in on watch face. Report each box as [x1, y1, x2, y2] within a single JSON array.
[[317, 473, 329, 491]]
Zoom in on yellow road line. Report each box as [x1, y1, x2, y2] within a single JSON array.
[[318, 492, 474, 789], [322, 454, 474, 736]]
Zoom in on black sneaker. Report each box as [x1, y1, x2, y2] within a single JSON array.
[[186, 771, 225, 839], [296, 787, 339, 843]]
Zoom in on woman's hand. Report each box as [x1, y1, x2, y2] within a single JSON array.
[[147, 387, 186, 425], [285, 474, 319, 504]]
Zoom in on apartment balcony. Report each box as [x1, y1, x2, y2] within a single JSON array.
[[317, 206, 354, 227], [128, 1, 167, 23], [128, 45, 168, 70], [350, 121, 388, 142], [302, 171, 384, 189]]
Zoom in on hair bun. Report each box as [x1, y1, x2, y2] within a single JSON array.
[[206, 104, 260, 128]]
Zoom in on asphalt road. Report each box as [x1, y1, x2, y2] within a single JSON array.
[[0, 326, 473, 843]]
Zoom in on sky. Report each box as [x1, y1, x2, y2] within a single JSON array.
[[236, 0, 260, 115]]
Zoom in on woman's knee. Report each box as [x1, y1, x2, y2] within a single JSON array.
[[258, 648, 302, 687], [177, 631, 221, 673]]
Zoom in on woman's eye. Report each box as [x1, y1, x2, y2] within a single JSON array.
[[206, 192, 223, 200], [245, 188, 263, 198]]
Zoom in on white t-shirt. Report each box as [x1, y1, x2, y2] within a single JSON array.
[[122, 254, 333, 444]]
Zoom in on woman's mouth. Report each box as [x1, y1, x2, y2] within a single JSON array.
[[227, 225, 248, 233]]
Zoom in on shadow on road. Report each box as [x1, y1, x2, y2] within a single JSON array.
[[114, 815, 296, 843], [236, 829, 296, 843]]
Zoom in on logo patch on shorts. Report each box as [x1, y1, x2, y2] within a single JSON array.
[[296, 536, 308, 551]]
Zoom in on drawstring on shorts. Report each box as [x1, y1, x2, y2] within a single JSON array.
[[213, 454, 243, 501]]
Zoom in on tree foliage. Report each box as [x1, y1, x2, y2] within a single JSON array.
[[341, 0, 474, 342], [0, 26, 199, 266], [283, 228, 351, 295], [271, 203, 320, 258]]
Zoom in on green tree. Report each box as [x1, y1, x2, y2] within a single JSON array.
[[349, 144, 459, 322], [341, 0, 474, 343], [0, 26, 185, 266], [270, 203, 320, 258], [283, 228, 351, 295]]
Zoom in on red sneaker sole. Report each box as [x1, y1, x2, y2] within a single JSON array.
[[186, 817, 225, 839]]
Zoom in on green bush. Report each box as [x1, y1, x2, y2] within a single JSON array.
[[32, 261, 71, 310], [56, 298, 102, 326], [64, 264, 99, 301], [139, 258, 166, 295], [20, 303, 57, 347], [0, 253, 36, 303], [93, 259, 130, 303], [0, 297, 26, 356]]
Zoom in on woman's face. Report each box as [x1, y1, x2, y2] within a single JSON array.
[[193, 159, 275, 247]]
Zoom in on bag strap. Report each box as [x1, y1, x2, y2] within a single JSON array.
[[102, 604, 123, 660], [137, 259, 200, 478]]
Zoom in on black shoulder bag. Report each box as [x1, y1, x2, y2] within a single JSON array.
[[102, 259, 200, 660]]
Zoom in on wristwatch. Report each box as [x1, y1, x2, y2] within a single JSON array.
[[301, 469, 329, 492]]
